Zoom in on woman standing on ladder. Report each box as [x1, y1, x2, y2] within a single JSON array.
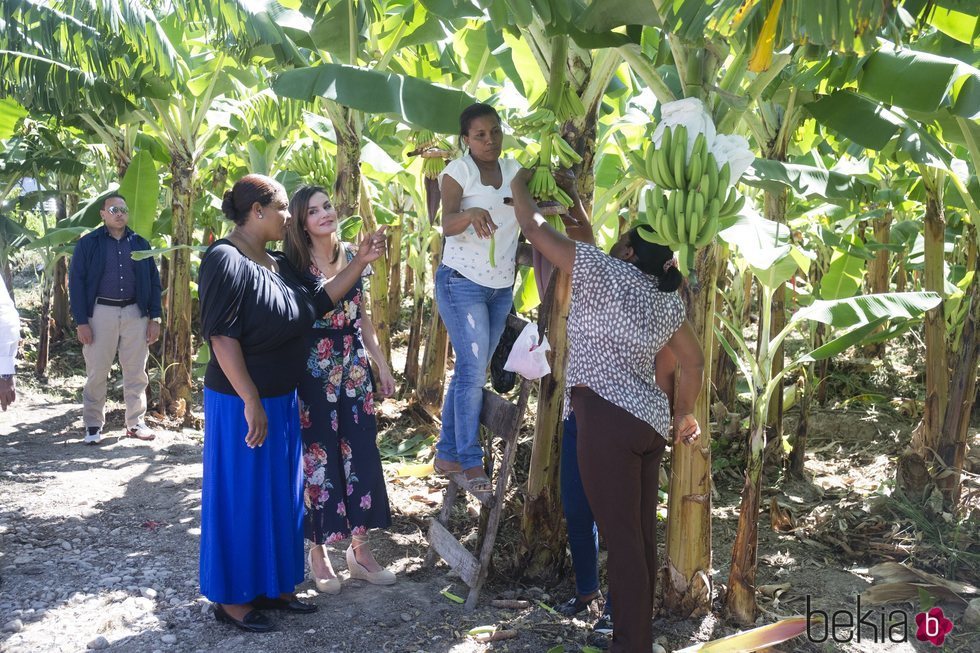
[[433, 103, 523, 494]]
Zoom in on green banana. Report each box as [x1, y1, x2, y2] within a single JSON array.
[[720, 186, 738, 215], [687, 145, 703, 190], [723, 193, 746, 218], [656, 146, 674, 189], [686, 133, 704, 188], [694, 210, 719, 248], [645, 145, 666, 187], [672, 125, 687, 192], [656, 126, 674, 188], [717, 162, 731, 197], [662, 193, 679, 243], [637, 225, 668, 246], [706, 153, 719, 199]]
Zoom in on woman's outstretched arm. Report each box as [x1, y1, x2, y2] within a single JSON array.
[[509, 170, 577, 274]]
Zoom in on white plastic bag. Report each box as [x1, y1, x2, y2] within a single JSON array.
[[503, 322, 551, 380], [652, 97, 754, 187]]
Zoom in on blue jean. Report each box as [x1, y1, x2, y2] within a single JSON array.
[[435, 264, 513, 470], [561, 413, 612, 613]]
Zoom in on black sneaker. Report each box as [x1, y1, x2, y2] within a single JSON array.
[[555, 592, 601, 617], [586, 629, 610, 650], [593, 612, 613, 635]]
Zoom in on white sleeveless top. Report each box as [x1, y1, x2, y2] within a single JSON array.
[[438, 155, 522, 289]]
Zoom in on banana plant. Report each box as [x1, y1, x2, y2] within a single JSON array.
[[716, 211, 941, 624]]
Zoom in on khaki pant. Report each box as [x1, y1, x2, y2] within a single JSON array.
[[82, 303, 149, 429]]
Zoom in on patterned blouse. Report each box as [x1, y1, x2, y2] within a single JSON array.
[[564, 241, 686, 437]]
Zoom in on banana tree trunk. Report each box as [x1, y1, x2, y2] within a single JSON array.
[[914, 189, 949, 454], [387, 220, 404, 324], [358, 182, 391, 363], [416, 236, 448, 412], [711, 250, 736, 408], [787, 372, 808, 477], [725, 413, 766, 625], [403, 291, 425, 391], [519, 269, 571, 579], [52, 181, 79, 340], [664, 244, 718, 616], [863, 210, 892, 357], [51, 257, 69, 341], [763, 186, 787, 461], [160, 153, 195, 420], [937, 265, 978, 506], [333, 108, 360, 221]]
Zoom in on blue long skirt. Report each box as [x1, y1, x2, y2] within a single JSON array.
[[200, 388, 305, 604]]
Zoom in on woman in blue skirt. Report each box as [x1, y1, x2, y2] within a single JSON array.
[[198, 174, 385, 632]]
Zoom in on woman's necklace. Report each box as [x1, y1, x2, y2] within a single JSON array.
[[311, 240, 342, 275]]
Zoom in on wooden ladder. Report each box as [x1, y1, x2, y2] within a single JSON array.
[[423, 313, 533, 611]]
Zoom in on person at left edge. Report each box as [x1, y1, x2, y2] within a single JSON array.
[[198, 174, 386, 633], [69, 192, 162, 444], [0, 273, 20, 410]]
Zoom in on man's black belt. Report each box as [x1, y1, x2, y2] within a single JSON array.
[[96, 297, 136, 307]]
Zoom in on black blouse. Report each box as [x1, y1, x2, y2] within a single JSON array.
[[198, 240, 334, 398]]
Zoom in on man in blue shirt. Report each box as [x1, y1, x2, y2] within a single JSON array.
[[69, 193, 162, 444]]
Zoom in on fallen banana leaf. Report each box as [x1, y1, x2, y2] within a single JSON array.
[[674, 616, 814, 652], [441, 590, 464, 604], [862, 581, 969, 606], [770, 497, 796, 532], [862, 562, 978, 606], [758, 583, 791, 600], [396, 462, 434, 477], [467, 625, 497, 636], [473, 630, 517, 642], [869, 562, 979, 596]]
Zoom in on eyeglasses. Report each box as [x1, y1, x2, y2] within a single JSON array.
[[107, 206, 129, 215]]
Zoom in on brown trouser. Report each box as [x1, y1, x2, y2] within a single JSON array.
[[572, 386, 667, 653], [82, 303, 149, 429]]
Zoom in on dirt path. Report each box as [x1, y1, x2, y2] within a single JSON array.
[[1, 380, 977, 652]]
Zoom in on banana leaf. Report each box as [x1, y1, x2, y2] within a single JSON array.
[[272, 64, 477, 134], [117, 149, 160, 241]]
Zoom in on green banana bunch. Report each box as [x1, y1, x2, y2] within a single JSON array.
[[630, 124, 749, 275], [551, 132, 583, 167], [528, 164, 573, 208], [291, 142, 334, 187], [553, 86, 585, 122], [411, 129, 437, 150], [510, 107, 557, 136], [422, 156, 446, 180]]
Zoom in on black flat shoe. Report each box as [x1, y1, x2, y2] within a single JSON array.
[[213, 603, 274, 633], [252, 595, 319, 614], [555, 592, 602, 617]]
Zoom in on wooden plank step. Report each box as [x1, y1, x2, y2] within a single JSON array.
[[427, 519, 480, 587]]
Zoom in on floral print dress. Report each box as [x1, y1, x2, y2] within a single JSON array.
[[298, 246, 392, 545]]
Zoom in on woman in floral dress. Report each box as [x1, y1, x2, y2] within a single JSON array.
[[285, 185, 397, 592]]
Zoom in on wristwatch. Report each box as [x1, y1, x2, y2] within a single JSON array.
[[0, 374, 13, 381]]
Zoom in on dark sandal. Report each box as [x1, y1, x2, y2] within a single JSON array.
[[462, 467, 492, 494]]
